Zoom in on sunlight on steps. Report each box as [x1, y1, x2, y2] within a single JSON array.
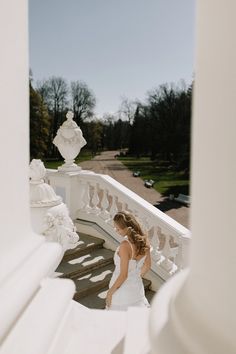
[[53, 271, 64, 278], [76, 270, 113, 283], [83, 256, 105, 267], [76, 240, 85, 246], [77, 273, 92, 280], [68, 254, 91, 264], [86, 242, 96, 246], [90, 270, 113, 282], [98, 289, 108, 299]]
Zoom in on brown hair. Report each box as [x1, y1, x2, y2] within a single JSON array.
[[113, 211, 149, 256]]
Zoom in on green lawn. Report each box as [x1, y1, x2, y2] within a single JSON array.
[[43, 149, 93, 169], [119, 157, 190, 196]]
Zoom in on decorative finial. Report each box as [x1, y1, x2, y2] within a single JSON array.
[[29, 159, 46, 183], [66, 111, 74, 120]]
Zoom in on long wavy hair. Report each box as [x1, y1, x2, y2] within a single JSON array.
[[113, 211, 149, 256]]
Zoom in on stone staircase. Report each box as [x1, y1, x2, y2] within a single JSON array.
[[55, 233, 156, 309]]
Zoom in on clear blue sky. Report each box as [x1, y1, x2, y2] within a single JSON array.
[[29, 0, 196, 117]]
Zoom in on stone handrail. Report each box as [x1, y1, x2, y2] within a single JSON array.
[[72, 171, 191, 281]]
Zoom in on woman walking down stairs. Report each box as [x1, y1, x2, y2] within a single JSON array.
[[55, 232, 156, 309]]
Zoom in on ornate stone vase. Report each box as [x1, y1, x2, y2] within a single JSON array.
[[53, 111, 87, 172]]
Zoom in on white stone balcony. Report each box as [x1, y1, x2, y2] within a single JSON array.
[[1, 0, 236, 353]]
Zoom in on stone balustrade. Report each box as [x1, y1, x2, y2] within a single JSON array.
[[47, 170, 191, 282]]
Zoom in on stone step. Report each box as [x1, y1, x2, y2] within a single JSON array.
[[145, 289, 156, 305], [143, 278, 152, 291], [73, 263, 151, 301], [76, 286, 107, 309], [76, 278, 152, 309], [63, 233, 105, 261], [73, 263, 115, 300], [56, 248, 114, 279]]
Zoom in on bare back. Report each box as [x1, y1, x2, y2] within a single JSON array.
[[119, 237, 150, 261]]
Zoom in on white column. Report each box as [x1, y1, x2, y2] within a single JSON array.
[[0, 0, 29, 234], [150, 1, 236, 353], [0, 1, 49, 283], [0, 2, 70, 347], [187, 0, 236, 345]]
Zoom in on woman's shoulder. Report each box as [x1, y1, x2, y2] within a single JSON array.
[[120, 239, 131, 249], [119, 239, 132, 254]]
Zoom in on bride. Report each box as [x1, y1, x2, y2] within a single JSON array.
[[106, 211, 151, 310]]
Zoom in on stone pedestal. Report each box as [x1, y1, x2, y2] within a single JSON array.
[[30, 159, 79, 252]]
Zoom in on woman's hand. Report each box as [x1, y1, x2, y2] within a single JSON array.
[[106, 290, 113, 308]]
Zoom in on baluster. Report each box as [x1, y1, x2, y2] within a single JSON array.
[[82, 180, 92, 213], [147, 226, 153, 242], [123, 202, 132, 213], [140, 216, 150, 235], [91, 183, 100, 215], [160, 233, 173, 272], [181, 233, 190, 268], [168, 234, 180, 271], [107, 195, 118, 225], [174, 237, 182, 270], [100, 188, 110, 220], [174, 232, 191, 270], [151, 226, 162, 262], [119, 199, 124, 212]]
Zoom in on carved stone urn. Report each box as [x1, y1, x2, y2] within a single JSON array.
[[53, 111, 87, 172]]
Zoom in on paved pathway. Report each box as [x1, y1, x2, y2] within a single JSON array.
[[79, 151, 190, 229]]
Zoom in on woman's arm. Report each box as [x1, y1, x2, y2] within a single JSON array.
[[106, 242, 130, 307], [140, 248, 151, 277]]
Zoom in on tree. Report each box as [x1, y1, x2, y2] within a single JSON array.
[[84, 120, 103, 155], [71, 81, 96, 126], [101, 114, 115, 150], [113, 119, 130, 150], [30, 82, 51, 159], [118, 96, 137, 124], [129, 104, 150, 157], [36, 76, 69, 157], [36, 79, 50, 103], [147, 82, 192, 167]]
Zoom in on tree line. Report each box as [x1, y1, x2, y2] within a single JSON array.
[[30, 75, 96, 158], [30, 75, 192, 172]]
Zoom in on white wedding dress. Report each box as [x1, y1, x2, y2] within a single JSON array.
[[108, 236, 150, 311]]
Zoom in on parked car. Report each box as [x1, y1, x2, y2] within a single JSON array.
[[114, 151, 127, 158], [144, 179, 155, 188], [133, 171, 141, 177]]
